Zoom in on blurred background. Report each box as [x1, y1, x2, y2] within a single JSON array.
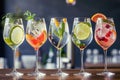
[[0, 0, 120, 69]]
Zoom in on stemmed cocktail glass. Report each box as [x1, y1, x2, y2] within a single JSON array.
[[26, 18, 47, 77], [71, 17, 93, 77], [3, 17, 25, 78], [94, 18, 116, 77], [48, 17, 69, 76]]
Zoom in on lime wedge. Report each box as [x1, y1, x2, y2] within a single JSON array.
[[10, 26, 24, 44], [73, 22, 91, 40]]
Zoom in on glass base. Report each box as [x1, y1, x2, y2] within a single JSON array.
[[51, 71, 69, 77], [28, 71, 46, 77], [74, 72, 91, 78], [97, 71, 115, 77], [6, 71, 23, 78]]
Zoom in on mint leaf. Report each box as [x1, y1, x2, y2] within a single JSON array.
[[54, 21, 65, 39], [58, 28, 62, 38], [83, 22, 91, 27], [61, 22, 65, 37], [72, 33, 81, 46], [2, 13, 12, 20], [54, 28, 63, 39], [103, 19, 115, 26], [72, 33, 86, 49], [2, 13, 16, 24], [24, 10, 36, 20], [54, 30, 59, 38]]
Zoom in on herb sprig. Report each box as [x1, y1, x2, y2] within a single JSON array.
[[72, 33, 86, 49], [2, 13, 23, 26], [24, 10, 36, 20], [54, 22, 65, 39]]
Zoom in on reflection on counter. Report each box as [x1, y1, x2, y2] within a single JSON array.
[[85, 48, 120, 68]]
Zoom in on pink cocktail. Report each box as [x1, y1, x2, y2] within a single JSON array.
[[94, 18, 117, 76], [95, 19, 116, 50]]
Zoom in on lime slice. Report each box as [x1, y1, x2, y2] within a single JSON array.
[[10, 26, 24, 44], [73, 22, 91, 40]]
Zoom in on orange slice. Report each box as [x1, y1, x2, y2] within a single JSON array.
[[91, 13, 107, 23], [63, 18, 67, 23], [54, 18, 60, 27]]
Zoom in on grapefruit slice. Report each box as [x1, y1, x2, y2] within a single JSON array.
[[91, 13, 107, 23]]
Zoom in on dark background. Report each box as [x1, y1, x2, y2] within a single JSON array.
[[0, 0, 120, 68]]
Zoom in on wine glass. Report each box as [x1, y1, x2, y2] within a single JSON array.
[[3, 18, 25, 78], [48, 17, 69, 76], [94, 18, 116, 76], [26, 18, 47, 77], [71, 17, 93, 77]]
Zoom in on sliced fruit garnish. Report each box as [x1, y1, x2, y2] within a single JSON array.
[[54, 18, 60, 27], [10, 26, 24, 44], [37, 30, 46, 43], [91, 13, 107, 23], [97, 36, 108, 42], [73, 22, 91, 40], [83, 22, 91, 27], [63, 18, 67, 23], [26, 30, 46, 49]]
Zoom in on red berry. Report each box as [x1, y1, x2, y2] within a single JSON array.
[[103, 37, 108, 42], [96, 28, 101, 32], [106, 31, 112, 37], [97, 36, 108, 42], [105, 24, 110, 29]]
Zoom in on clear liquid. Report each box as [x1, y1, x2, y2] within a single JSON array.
[[48, 32, 69, 50], [4, 36, 24, 49], [3, 25, 24, 49], [71, 31, 93, 50]]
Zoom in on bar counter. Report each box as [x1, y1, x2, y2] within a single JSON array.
[[0, 69, 120, 80]]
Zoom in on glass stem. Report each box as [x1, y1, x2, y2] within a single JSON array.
[[13, 48, 17, 72], [58, 49, 62, 73], [104, 50, 108, 72], [80, 50, 84, 72], [35, 50, 39, 72]]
